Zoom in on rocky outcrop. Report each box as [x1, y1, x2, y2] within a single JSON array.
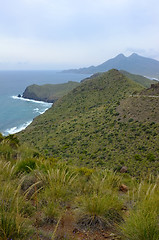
[[22, 81, 80, 103], [140, 82, 159, 96], [22, 85, 56, 103]]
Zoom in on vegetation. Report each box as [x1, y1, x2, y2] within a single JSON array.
[[0, 134, 158, 239], [18, 69, 159, 176], [22, 81, 80, 102], [140, 81, 159, 96], [120, 70, 157, 88], [0, 69, 158, 239]]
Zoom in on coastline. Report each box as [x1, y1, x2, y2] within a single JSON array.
[[2, 96, 52, 136], [12, 95, 53, 105]]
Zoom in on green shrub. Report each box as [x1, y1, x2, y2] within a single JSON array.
[[77, 193, 123, 229], [120, 177, 159, 240], [38, 165, 78, 203], [0, 183, 31, 240], [147, 153, 155, 162], [15, 159, 37, 173], [120, 200, 159, 240], [134, 154, 142, 161]]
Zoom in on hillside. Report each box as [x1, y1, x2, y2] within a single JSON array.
[[120, 70, 158, 88], [22, 81, 80, 102], [63, 53, 159, 79], [22, 71, 155, 103], [83, 71, 156, 88], [117, 82, 159, 123], [0, 133, 159, 240], [18, 69, 159, 175], [140, 82, 159, 96]]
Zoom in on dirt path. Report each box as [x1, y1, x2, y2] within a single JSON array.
[[130, 94, 159, 98]]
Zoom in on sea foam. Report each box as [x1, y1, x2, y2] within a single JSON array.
[[12, 95, 52, 107], [3, 97, 52, 136], [3, 120, 32, 135]]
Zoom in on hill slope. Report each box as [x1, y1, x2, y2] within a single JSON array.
[[120, 70, 158, 88], [140, 82, 159, 96], [64, 53, 159, 79], [22, 81, 80, 103], [117, 82, 159, 123], [18, 69, 159, 175], [23, 72, 155, 103], [83, 71, 156, 88]]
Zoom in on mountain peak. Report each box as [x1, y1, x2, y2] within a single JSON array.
[[116, 53, 126, 59], [129, 53, 140, 58], [63, 53, 159, 78]]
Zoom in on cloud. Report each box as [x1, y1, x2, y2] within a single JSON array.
[[0, 0, 159, 69]]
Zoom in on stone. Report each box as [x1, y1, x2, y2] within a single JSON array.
[[119, 184, 128, 193], [120, 166, 128, 173]]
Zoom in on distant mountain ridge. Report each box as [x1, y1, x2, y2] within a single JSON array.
[[63, 53, 159, 79]]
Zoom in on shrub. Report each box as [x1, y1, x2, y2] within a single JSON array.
[[120, 200, 159, 240], [120, 178, 159, 240], [0, 183, 31, 240], [15, 159, 37, 174], [147, 153, 155, 162], [134, 154, 142, 161], [77, 193, 123, 230]]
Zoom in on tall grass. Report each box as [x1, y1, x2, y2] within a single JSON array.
[[0, 182, 31, 240], [77, 192, 123, 229], [76, 170, 124, 230], [120, 176, 159, 240]]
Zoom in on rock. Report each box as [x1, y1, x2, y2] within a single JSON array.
[[17, 94, 21, 98], [120, 166, 128, 173], [119, 184, 128, 193], [73, 228, 79, 234]]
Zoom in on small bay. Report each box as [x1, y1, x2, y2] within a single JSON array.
[[0, 70, 89, 135]]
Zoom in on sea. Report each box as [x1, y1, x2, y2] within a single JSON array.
[[0, 71, 90, 136]]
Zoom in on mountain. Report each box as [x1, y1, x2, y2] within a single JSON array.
[[22, 81, 80, 103], [63, 53, 159, 79], [18, 69, 159, 175]]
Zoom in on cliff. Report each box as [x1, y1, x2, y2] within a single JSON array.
[[22, 81, 80, 103]]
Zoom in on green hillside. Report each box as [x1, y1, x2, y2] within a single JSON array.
[[82, 70, 155, 88], [22, 81, 80, 102], [18, 69, 159, 175], [0, 133, 159, 239], [22, 71, 154, 104], [120, 70, 158, 88]]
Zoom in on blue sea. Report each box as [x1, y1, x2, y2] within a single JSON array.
[[0, 71, 89, 135]]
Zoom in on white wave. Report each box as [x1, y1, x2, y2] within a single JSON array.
[[12, 95, 52, 106], [144, 76, 159, 81], [33, 107, 49, 114], [34, 107, 40, 112], [38, 108, 48, 114], [4, 120, 32, 135]]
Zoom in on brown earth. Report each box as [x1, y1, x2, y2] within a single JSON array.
[[117, 95, 159, 123], [31, 209, 122, 240]]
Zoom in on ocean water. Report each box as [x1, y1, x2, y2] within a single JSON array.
[[0, 71, 89, 135]]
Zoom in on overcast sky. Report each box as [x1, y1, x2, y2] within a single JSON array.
[[0, 0, 159, 70]]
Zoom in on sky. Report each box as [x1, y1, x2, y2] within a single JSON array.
[[0, 0, 159, 70]]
